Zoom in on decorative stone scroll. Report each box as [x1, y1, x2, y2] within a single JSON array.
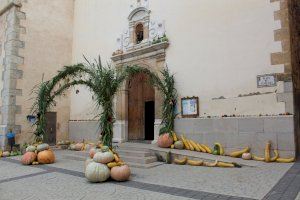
[[114, 0, 166, 54]]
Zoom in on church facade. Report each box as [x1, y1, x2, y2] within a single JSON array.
[[0, 0, 299, 157]]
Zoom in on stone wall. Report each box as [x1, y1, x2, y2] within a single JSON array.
[[69, 121, 100, 142], [174, 116, 295, 157]]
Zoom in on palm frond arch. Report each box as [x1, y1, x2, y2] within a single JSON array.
[[31, 58, 177, 146]]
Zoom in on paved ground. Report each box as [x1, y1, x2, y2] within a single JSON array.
[[0, 149, 298, 200]]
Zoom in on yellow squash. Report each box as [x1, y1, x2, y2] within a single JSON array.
[[264, 141, 271, 162], [229, 147, 250, 158], [276, 157, 295, 163], [171, 144, 174, 149], [107, 162, 121, 168], [203, 160, 218, 167], [174, 157, 188, 165], [187, 140, 195, 151], [187, 159, 203, 166], [197, 143, 206, 153], [190, 140, 201, 152], [181, 136, 190, 150], [270, 149, 279, 162], [172, 132, 178, 142], [113, 154, 120, 162], [252, 154, 265, 161], [202, 144, 212, 154], [217, 161, 235, 168], [214, 143, 225, 155]]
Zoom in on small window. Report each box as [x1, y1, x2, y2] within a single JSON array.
[[135, 23, 144, 44]]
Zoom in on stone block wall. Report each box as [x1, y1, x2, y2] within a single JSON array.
[[69, 121, 101, 142], [174, 116, 295, 157]]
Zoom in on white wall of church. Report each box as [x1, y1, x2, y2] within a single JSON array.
[[71, 0, 285, 119]]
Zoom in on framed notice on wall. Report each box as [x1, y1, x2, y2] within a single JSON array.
[[181, 96, 199, 118]]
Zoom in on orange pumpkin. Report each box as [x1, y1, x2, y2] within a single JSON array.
[[157, 133, 173, 148], [37, 150, 55, 164], [89, 148, 100, 159], [21, 152, 37, 165], [111, 165, 131, 181]]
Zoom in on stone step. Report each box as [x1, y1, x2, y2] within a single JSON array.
[[117, 149, 152, 157], [126, 161, 163, 169], [120, 155, 157, 164], [116, 146, 151, 153]]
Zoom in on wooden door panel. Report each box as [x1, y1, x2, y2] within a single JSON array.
[[45, 112, 56, 145], [128, 73, 155, 140]]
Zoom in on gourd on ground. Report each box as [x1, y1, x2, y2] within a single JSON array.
[[75, 143, 84, 151], [2, 151, 10, 157], [85, 162, 110, 182], [21, 152, 37, 165], [110, 165, 131, 181], [37, 150, 55, 164], [93, 151, 114, 164], [242, 152, 252, 160]]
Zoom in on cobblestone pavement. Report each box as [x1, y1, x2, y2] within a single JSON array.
[[0, 150, 296, 200]]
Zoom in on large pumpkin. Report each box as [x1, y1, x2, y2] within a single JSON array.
[[84, 158, 94, 172], [111, 165, 131, 181], [157, 133, 174, 148], [85, 162, 110, 182], [89, 148, 101, 159], [37, 143, 49, 152], [26, 145, 36, 152], [21, 152, 37, 165], [37, 150, 55, 164], [75, 143, 84, 151], [93, 151, 114, 164]]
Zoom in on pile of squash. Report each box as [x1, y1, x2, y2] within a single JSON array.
[[67, 141, 97, 151], [21, 143, 55, 165], [84, 145, 130, 183], [158, 132, 295, 164], [0, 150, 22, 158]]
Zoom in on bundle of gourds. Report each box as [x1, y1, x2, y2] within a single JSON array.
[[84, 145, 131, 183], [174, 156, 241, 168], [0, 150, 22, 158], [21, 143, 55, 165], [158, 133, 295, 164]]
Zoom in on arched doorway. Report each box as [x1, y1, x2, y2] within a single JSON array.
[[128, 72, 155, 141]]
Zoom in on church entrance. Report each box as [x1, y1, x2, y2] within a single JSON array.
[[128, 73, 155, 141]]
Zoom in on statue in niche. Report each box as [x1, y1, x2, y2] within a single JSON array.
[[135, 23, 144, 44]]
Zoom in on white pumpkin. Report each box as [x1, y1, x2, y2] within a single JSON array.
[[69, 144, 76, 150], [84, 158, 94, 172], [242, 152, 252, 160], [37, 143, 49, 152], [85, 162, 110, 182], [93, 151, 114, 164]]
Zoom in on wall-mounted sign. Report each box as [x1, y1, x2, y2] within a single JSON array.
[[257, 74, 277, 88], [181, 96, 199, 118]]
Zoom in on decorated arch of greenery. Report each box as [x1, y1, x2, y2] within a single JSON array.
[[31, 56, 177, 147]]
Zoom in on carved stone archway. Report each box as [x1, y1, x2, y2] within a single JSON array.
[[112, 42, 169, 143]]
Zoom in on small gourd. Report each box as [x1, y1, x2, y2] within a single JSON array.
[[85, 162, 110, 182], [69, 144, 76, 150], [26, 145, 36, 152], [75, 143, 84, 151], [242, 152, 252, 160], [93, 151, 114, 164], [37, 143, 49, 152], [174, 141, 184, 149]]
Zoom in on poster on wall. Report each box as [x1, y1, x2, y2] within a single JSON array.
[[181, 97, 199, 118]]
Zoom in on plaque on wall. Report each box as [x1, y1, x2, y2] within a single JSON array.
[[181, 97, 199, 118], [257, 74, 277, 88]]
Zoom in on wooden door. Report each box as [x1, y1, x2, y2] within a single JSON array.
[[128, 73, 154, 140], [45, 112, 57, 145]]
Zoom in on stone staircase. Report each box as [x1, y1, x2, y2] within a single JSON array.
[[115, 143, 162, 169]]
